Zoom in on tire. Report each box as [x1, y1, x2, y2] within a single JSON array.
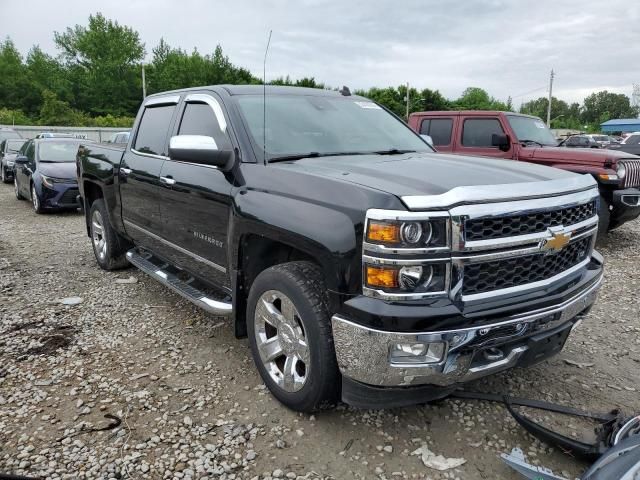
[[596, 194, 610, 243], [89, 198, 130, 270], [31, 183, 43, 214], [14, 176, 23, 200], [1, 166, 9, 184], [247, 261, 340, 412]]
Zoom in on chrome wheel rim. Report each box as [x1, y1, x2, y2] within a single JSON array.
[[254, 290, 310, 392], [14, 177, 18, 197], [91, 210, 107, 261], [1, 168, 5, 181], [31, 185, 39, 211]]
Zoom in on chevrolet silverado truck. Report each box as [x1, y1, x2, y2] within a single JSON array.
[[77, 86, 603, 411], [409, 111, 640, 238]]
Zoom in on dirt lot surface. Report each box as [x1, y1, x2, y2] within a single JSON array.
[[1, 182, 639, 480]]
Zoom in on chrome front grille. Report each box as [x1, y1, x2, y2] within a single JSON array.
[[621, 160, 640, 188], [464, 201, 596, 241], [462, 236, 591, 296]]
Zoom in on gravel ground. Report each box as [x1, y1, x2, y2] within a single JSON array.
[[1, 182, 639, 480]]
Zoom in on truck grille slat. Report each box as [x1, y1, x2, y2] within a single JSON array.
[[462, 237, 591, 296], [622, 160, 640, 188], [465, 201, 596, 242]]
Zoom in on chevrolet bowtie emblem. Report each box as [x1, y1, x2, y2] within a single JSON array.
[[542, 228, 572, 254]]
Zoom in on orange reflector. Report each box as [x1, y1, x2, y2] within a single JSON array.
[[366, 265, 399, 289], [367, 222, 400, 243]]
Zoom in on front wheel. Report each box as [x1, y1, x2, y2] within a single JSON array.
[[89, 199, 130, 270], [31, 183, 43, 214], [14, 177, 24, 200], [1, 166, 9, 184], [247, 261, 340, 412]]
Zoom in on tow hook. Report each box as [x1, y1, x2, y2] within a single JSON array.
[[483, 347, 505, 362]]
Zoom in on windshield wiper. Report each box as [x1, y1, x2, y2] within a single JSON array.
[[520, 139, 545, 147], [268, 151, 369, 163], [372, 148, 416, 155]]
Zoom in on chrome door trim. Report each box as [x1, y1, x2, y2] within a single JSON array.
[[144, 95, 181, 107], [130, 148, 169, 161], [123, 220, 226, 274], [184, 93, 228, 132], [401, 175, 598, 210]]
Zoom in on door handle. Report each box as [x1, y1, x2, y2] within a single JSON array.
[[120, 167, 132, 175], [160, 176, 176, 186]]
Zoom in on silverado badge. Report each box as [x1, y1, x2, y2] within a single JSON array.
[[542, 227, 572, 254]]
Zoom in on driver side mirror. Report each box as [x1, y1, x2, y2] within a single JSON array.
[[169, 135, 235, 171], [491, 133, 510, 152], [14, 155, 29, 165]]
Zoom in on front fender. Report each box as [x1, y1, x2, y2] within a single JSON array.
[[230, 189, 361, 294]]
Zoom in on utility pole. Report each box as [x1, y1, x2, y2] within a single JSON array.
[[546, 69, 554, 127], [141, 64, 147, 99], [405, 82, 410, 120]]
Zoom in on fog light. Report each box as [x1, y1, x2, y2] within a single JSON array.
[[389, 342, 445, 364]]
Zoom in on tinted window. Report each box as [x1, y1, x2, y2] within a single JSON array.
[[462, 119, 504, 147], [178, 102, 228, 148], [418, 118, 453, 145], [25, 142, 35, 161], [134, 105, 176, 156], [428, 119, 453, 146]]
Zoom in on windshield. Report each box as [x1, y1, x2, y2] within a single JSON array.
[[6, 140, 26, 153], [38, 142, 81, 162], [235, 94, 432, 159], [506, 115, 558, 146]]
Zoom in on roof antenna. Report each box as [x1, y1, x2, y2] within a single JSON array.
[[263, 30, 272, 162]]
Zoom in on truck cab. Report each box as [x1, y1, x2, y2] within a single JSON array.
[[409, 111, 640, 237]]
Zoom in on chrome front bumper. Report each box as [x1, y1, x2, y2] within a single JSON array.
[[331, 273, 602, 387]]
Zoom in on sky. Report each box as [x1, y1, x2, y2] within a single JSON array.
[[2, 0, 639, 107]]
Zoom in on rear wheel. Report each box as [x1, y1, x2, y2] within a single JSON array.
[[14, 177, 23, 200], [89, 199, 130, 270], [247, 261, 340, 412]]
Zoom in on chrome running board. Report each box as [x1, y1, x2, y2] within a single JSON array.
[[126, 249, 232, 316]]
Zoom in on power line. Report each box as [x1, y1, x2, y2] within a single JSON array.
[[512, 85, 547, 99]]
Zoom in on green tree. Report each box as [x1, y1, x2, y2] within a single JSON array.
[[54, 12, 145, 116], [454, 87, 509, 111], [38, 89, 86, 125], [581, 90, 639, 126], [0, 38, 30, 111]]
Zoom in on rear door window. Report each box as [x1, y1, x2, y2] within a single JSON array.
[[419, 118, 453, 146], [462, 119, 504, 147], [134, 105, 176, 156]]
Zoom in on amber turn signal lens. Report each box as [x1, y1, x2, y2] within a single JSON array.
[[366, 266, 399, 289], [367, 222, 400, 243]]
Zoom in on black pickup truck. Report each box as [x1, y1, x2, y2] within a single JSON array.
[[77, 85, 604, 411]]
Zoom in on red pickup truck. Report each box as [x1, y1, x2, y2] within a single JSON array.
[[408, 111, 640, 237]]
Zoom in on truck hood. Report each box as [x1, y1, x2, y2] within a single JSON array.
[[38, 162, 77, 180], [273, 152, 578, 199], [523, 145, 639, 166]]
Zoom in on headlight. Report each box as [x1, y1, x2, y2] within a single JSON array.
[[366, 218, 448, 248], [616, 162, 626, 179], [6, 160, 14, 166], [364, 262, 447, 294], [41, 175, 54, 188]]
